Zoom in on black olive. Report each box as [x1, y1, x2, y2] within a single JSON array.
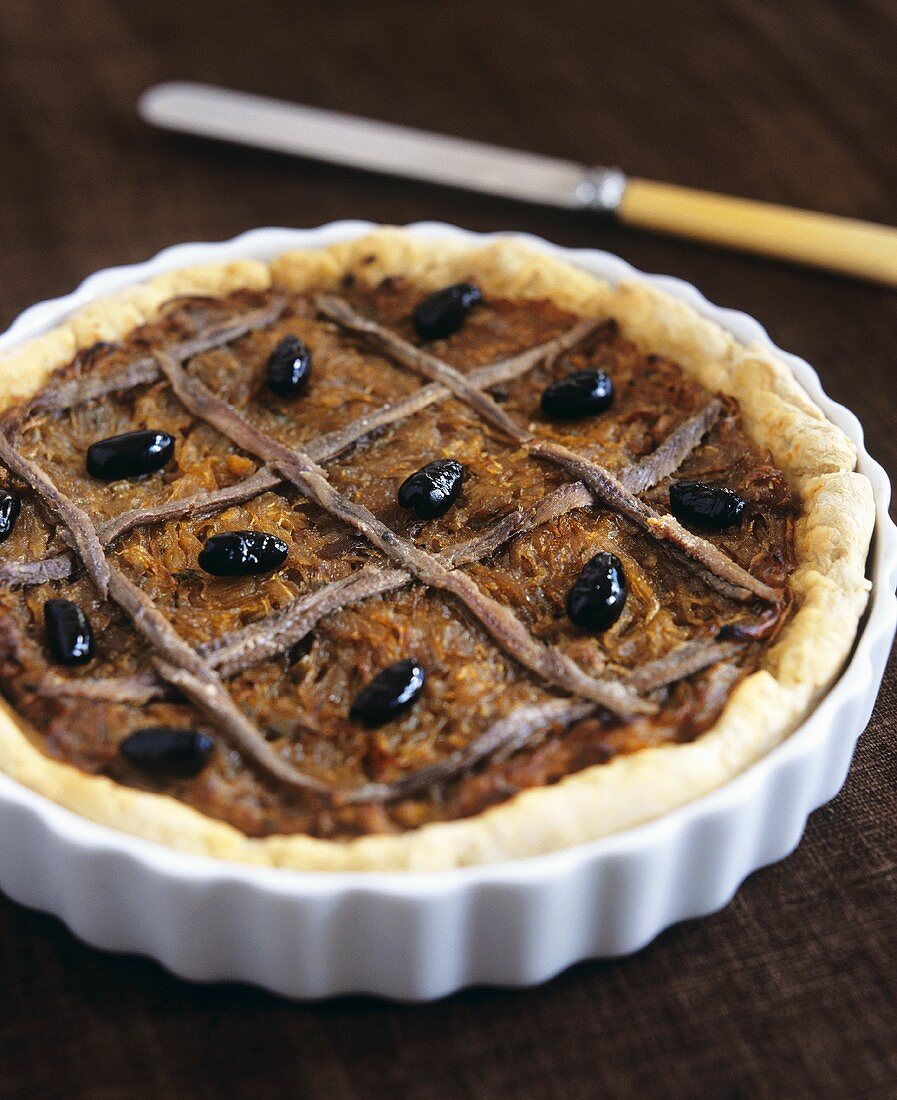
[[350, 658, 426, 727], [669, 481, 745, 530], [86, 429, 175, 481], [44, 599, 94, 665], [267, 335, 312, 398], [397, 459, 463, 520], [566, 552, 627, 632], [0, 490, 21, 543], [541, 370, 614, 420], [198, 530, 289, 577], [412, 283, 483, 341], [120, 727, 215, 777]]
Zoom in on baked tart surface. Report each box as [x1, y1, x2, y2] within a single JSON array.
[[0, 231, 873, 869]]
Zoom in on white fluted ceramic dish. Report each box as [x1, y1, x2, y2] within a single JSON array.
[[0, 222, 894, 1001]]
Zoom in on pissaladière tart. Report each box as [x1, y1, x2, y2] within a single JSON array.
[[0, 230, 873, 870]]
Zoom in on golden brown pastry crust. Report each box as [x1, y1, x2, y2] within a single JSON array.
[[0, 230, 874, 869]]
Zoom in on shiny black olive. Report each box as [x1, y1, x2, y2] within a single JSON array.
[[566, 552, 627, 632], [267, 335, 312, 398], [198, 530, 289, 577], [350, 658, 426, 727], [541, 370, 614, 420], [0, 490, 21, 543], [669, 481, 745, 530], [44, 599, 94, 665], [120, 727, 215, 778], [397, 459, 463, 520], [86, 429, 175, 481], [412, 282, 483, 341]]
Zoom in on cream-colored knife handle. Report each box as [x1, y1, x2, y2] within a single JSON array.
[[619, 178, 897, 286]]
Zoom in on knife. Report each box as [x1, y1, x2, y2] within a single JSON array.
[[139, 81, 897, 287]]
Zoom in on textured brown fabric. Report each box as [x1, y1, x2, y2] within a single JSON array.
[[1, 0, 896, 1096]]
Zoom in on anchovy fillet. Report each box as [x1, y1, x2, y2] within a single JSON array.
[[32, 672, 166, 706], [30, 359, 164, 414], [0, 555, 73, 587], [27, 300, 287, 414], [340, 698, 596, 804], [0, 466, 283, 587], [341, 634, 742, 803], [0, 434, 111, 597], [623, 636, 740, 694], [618, 399, 725, 495], [530, 440, 779, 602], [152, 657, 329, 794], [201, 567, 406, 677]]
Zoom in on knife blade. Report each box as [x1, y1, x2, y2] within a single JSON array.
[[139, 81, 897, 286]]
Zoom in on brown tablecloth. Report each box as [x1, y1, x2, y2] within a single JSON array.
[[1, 1, 896, 1095]]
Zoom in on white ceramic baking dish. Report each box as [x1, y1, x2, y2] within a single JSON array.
[[0, 222, 894, 1001]]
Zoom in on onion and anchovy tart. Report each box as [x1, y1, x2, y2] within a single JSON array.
[[0, 231, 873, 870]]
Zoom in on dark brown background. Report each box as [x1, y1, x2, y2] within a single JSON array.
[[1, 1, 896, 1096]]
